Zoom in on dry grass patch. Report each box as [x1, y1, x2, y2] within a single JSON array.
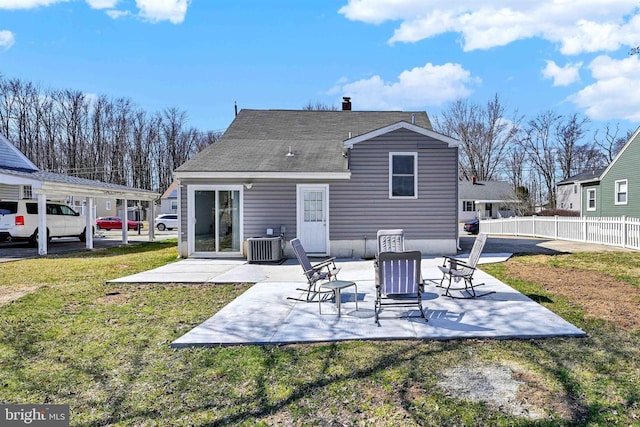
[[0, 284, 40, 306], [504, 260, 640, 330]]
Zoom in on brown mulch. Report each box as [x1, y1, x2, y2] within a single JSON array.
[[504, 261, 640, 330]]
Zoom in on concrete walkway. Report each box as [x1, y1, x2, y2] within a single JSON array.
[[108, 253, 586, 347]]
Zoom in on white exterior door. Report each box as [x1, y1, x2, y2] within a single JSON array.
[[297, 185, 329, 254]]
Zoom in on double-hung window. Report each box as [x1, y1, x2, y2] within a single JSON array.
[[389, 152, 417, 199], [615, 179, 628, 205], [587, 189, 597, 211], [463, 201, 476, 212]]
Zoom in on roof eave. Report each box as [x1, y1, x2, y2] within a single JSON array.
[[174, 171, 351, 180], [343, 121, 458, 148], [35, 182, 159, 200]]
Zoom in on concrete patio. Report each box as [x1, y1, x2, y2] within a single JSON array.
[[109, 252, 587, 347]]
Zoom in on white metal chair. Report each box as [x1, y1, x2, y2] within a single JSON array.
[[375, 250, 426, 324], [437, 233, 493, 298], [376, 229, 405, 254], [290, 238, 341, 302]]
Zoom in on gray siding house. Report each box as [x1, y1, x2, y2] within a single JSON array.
[[458, 179, 517, 221], [174, 107, 460, 259], [581, 127, 640, 217], [556, 168, 605, 213], [159, 182, 179, 214]]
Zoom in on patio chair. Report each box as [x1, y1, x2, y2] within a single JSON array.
[[377, 229, 405, 254], [437, 232, 494, 299], [375, 250, 426, 324], [289, 238, 341, 302], [374, 229, 405, 269]]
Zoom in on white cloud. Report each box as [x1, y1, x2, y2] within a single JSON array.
[[570, 55, 640, 121], [339, 1, 640, 54], [329, 62, 479, 110], [0, 30, 14, 50], [135, 0, 189, 24], [85, 0, 118, 9], [542, 60, 582, 87], [106, 9, 128, 19], [0, 0, 65, 9], [0, 0, 189, 24]]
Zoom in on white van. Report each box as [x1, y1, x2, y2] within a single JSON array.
[[0, 200, 89, 246]]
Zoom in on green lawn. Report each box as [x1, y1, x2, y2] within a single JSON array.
[[1, 241, 638, 426]]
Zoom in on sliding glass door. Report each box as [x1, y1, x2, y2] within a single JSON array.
[[190, 186, 242, 256]]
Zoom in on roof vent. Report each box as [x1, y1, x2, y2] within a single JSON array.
[[411, 113, 416, 124], [342, 97, 352, 111], [286, 145, 295, 157]]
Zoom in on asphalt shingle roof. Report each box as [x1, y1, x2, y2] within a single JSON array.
[[176, 109, 432, 173], [557, 167, 607, 184], [459, 180, 515, 201]]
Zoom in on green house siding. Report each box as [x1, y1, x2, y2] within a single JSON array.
[[584, 129, 640, 217]]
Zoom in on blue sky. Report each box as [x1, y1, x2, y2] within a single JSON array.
[[1, 0, 640, 135]]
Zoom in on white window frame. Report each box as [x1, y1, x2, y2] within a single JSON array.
[[587, 188, 596, 211], [21, 185, 33, 200], [614, 179, 628, 205], [389, 152, 418, 199], [106, 200, 112, 211], [463, 200, 476, 212], [171, 200, 178, 211]]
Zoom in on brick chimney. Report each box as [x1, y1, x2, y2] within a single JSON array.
[[472, 176, 477, 184], [342, 97, 351, 111]]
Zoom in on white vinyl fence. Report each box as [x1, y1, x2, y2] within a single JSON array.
[[481, 215, 640, 251]]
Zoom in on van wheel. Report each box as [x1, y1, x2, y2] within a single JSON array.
[[29, 229, 50, 247]]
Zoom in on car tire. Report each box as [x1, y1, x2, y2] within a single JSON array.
[[29, 229, 50, 247], [157, 223, 166, 231], [79, 226, 95, 242]]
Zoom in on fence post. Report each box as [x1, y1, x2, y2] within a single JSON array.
[[622, 215, 627, 248], [555, 215, 559, 240], [582, 216, 587, 242], [532, 215, 536, 237]]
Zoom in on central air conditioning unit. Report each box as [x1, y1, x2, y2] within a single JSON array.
[[247, 236, 283, 263]]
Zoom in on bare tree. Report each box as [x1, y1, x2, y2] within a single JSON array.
[[434, 94, 521, 181], [520, 111, 561, 208], [555, 113, 589, 180], [504, 145, 527, 189], [593, 122, 632, 163], [302, 101, 338, 111], [194, 130, 222, 153]]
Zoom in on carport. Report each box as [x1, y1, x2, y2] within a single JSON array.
[[1, 134, 159, 255]]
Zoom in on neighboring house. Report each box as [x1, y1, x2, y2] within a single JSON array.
[[580, 126, 640, 217], [68, 196, 118, 218], [173, 103, 460, 259], [556, 168, 606, 213], [159, 182, 179, 214], [458, 179, 517, 221]]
